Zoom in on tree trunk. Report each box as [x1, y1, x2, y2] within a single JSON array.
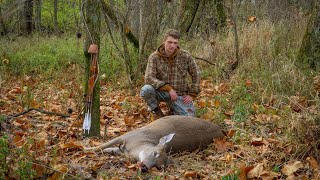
[[215, 0, 226, 30], [35, 0, 42, 32], [21, 0, 33, 35], [0, 7, 8, 36], [298, 0, 320, 70], [180, 1, 201, 34], [174, 0, 186, 31], [121, 4, 134, 90], [53, 0, 58, 32], [126, 0, 140, 39], [83, 0, 101, 137], [223, 0, 242, 79], [139, 0, 158, 70]]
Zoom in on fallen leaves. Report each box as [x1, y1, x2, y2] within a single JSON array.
[[214, 83, 230, 94], [247, 163, 264, 178], [1, 76, 319, 179], [281, 161, 304, 177], [307, 156, 319, 170], [9, 87, 22, 94], [183, 170, 198, 178], [60, 141, 84, 150], [213, 138, 233, 153], [251, 137, 265, 146]]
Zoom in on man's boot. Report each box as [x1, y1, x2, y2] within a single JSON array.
[[153, 107, 164, 119]]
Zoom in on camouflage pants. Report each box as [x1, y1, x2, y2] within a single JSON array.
[[140, 84, 195, 116]]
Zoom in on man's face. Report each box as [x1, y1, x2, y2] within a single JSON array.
[[164, 36, 178, 56]]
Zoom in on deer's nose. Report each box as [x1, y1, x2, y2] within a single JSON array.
[[141, 164, 149, 173], [138, 162, 149, 173]]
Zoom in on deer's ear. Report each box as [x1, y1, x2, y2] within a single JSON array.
[[158, 133, 175, 145]]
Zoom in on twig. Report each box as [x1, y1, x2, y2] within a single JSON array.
[[193, 56, 217, 66], [5, 107, 70, 120], [30, 161, 81, 179]]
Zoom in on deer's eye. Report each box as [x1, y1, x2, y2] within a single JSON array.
[[152, 151, 160, 158]]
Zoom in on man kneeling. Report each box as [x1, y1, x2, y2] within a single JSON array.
[[140, 29, 201, 117]]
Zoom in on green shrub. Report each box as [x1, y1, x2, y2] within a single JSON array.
[[0, 135, 9, 179]]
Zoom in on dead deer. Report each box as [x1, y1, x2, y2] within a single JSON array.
[[84, 115, 224, 172]]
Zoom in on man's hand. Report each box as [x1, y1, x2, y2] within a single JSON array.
[[169, 89, 178, 101], [183, 95, 193, 104]]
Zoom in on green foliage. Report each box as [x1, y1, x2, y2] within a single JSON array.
[[0, 115, 6, 123], [272, 165, 281, 173], [231, 84, 253, 122], [0, 33, 141, 86], [195, 107, 208, 117], [232, 102, 249, 122], [0, 135, 9, 179], [100, 35, 128, 84], [0, 136, 38, 179], [221, 173, 239, 180], [15, 146, 36, 180], [0, 36, 84, 77], [41, 1, 80, 32]]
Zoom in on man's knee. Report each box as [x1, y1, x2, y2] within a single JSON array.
[[140, 84, 156, 97], [170, 98, 196, 116]]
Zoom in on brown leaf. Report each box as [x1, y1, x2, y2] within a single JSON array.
[[200, 79, 212, 88], [247, 163, 264, 179], [213, 138, 233, 152], [253, 103, 259, 112], [198, 100, 206, 108], [60, 141, 84, 150], [239, 164, 254, 180], [33, 163, 46, 178], [245, 79, 252, 87], [224, 110, 234, 116], [306, 156, 319, 170], [214, 83, 230, 94], [225, 153, 233, 163], [48, 164, 69, 180], [312, 170, 320, 179], [248, 16, 257, 22], [32, 131, 48, 150], [201, 109, 215, 120], [124, 115, 135, 127], [184, 171, 197, 178], [9, 87, 22, 94], [13, 133, 24, 147], [313, 76, 320, 91], [281, 161, 303, 176], [260, 171, 280, 180], [227, 129, 235, 138], [2, 58, 9, 64], [289, 96, 307, 113], [251, 137, 264, 146], [31, 99, 41, 108], [24, 75, 36, 87], [126, 163, 138, 171], [214, 99, 221, 107]]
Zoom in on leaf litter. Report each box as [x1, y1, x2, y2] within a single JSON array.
[[0, 77, 319, 179]]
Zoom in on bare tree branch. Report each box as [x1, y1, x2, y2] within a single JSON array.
[[193, 56, 217, 66], [99, 0, 139, 49], [5, 107, 70, 121]]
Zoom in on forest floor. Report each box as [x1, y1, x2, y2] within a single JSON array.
[[0, 76, 319, 179]]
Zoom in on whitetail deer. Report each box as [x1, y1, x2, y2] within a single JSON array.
[[84, 115, 224, 172]]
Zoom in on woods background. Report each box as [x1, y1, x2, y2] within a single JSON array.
[[0, 0, 319, 179]]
